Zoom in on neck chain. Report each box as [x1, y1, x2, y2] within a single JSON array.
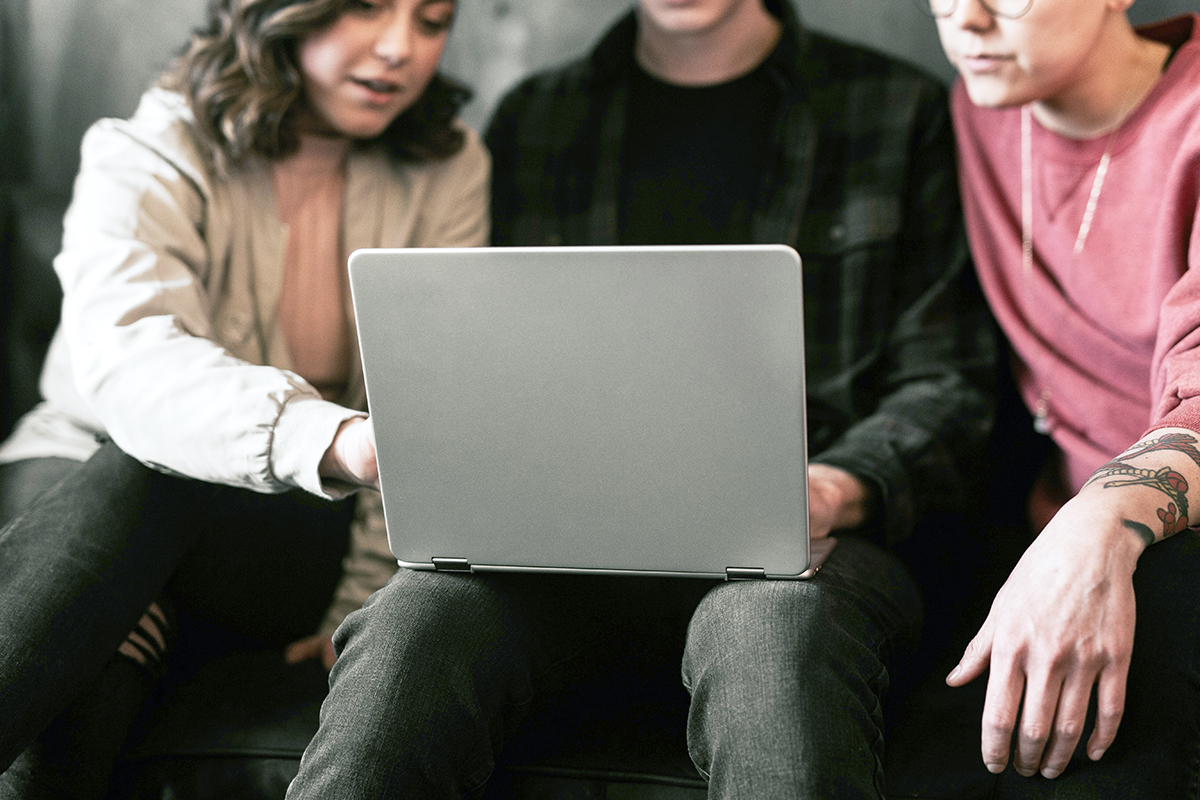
[[1021, 104, 1114, 434]]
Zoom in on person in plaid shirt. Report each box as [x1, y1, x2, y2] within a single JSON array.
[[290, 1, 995, 797]]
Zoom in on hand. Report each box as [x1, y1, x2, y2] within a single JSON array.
[[807, 463, 870, 539], [285, 633, 337, 672], [947, 493, 1144, 779], [319, 416, 379, 491]]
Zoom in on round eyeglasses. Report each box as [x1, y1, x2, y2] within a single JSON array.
[[913, 0, 1034, 19]]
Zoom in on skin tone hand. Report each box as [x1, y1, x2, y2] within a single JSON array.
[[807, 463, 871, 539], [319, 416, 380, 491], [947, 428, 1200, 779], [285, 633, 338, 671]]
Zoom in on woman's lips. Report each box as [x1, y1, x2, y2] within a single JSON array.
[[959, 53, 1013, 73], [351, 77, 403, 104]]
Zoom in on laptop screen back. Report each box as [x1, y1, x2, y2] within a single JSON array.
[[350, 245, 811, 579]]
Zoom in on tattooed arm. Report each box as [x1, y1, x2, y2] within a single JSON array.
[[946, 427, 1200, 780]]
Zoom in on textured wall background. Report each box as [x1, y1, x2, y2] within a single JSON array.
[[5, 0, 1196, 191]]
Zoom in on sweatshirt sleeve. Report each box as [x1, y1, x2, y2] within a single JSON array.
[[1148, 143, 1200, 435]]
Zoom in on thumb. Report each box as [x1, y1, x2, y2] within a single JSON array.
[[947, 624, 994, 686]]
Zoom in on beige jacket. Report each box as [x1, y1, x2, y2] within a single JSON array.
[[0, 87, 489, 634]]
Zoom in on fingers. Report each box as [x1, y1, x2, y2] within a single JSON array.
[[1035, 672, 1090, 778], [1011, 674, 1058, 777], [1086, 664, 1128, 762], [945, 621, 1027, 775], [981, 657, 1129, 779], [320, 638, 338, 671], [285, 635, 326, 664], [284, 637, 317, 664], [285, 635, 339, 672], [979, 653, 1026, 773]]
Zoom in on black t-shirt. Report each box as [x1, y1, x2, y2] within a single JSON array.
[[618, 61, 779, 245]]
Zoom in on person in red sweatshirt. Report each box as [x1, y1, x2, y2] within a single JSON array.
[[932, 0, 1200, 791]]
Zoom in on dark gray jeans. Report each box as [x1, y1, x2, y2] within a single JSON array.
[[287, 534, 923, 800], [0, 443, 350, 788]]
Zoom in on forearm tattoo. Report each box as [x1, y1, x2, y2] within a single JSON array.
[[1086, 433, 1200, 541]]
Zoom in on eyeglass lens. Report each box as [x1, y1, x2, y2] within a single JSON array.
[[925, 0, 1034, 19]]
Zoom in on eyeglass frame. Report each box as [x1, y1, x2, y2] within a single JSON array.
[[913, 0, 1035, 20]]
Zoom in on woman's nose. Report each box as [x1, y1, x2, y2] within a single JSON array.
[[373, 12, 413, 65]]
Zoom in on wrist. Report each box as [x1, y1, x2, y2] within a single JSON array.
[[1047, 491, 1148, 573], [319, 416, 364, 485]]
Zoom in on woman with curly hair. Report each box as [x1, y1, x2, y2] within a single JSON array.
[[0, 0, 486, 795]]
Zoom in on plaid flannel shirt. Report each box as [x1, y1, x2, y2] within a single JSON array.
[[485, 5, 995, 543]]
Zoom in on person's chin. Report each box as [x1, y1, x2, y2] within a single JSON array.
[[959, 74, 1025, 110], [335, 111, 398, 141], [639, 3, 717, 35]]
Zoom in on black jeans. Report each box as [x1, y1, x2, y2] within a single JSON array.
[[0, 443, 351, 774]]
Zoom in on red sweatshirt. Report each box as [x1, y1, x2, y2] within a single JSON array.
[[953, 14, 1200, 495]]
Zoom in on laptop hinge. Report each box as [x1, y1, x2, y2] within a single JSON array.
[[725, 567, 766, 581], [432, 557, 472, 572]]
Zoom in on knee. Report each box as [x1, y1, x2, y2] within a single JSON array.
[[338, 570, 507, 666], [685, 580, 827, 679], [311, 572, 531, 791], [682, 578, 888, 719], [333, 570, 531, 712], [682, 582, 890, 786]]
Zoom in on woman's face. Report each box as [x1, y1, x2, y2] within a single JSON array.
[[297, 0, 455, 139], [934, 0, 1125, 110]]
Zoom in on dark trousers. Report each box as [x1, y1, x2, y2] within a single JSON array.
[[287, 535, 923, 800], [0, 443, 351, 777]]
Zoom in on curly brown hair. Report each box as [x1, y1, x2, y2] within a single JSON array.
[[161, 0, 469, 174]]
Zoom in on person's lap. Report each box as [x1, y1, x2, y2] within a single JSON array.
[[289, 534, 921, 800], [0, 443, 351, 771]]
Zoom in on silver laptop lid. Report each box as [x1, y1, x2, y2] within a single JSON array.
[[350, 245, 812, 579]]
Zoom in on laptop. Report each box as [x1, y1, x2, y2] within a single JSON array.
[[349, 245, 834, 580]]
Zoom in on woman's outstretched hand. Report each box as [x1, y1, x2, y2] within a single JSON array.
[[319, 416, 379, 491]]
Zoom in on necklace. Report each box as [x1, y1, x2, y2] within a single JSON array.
[[1021, 104, 1114, 435]]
